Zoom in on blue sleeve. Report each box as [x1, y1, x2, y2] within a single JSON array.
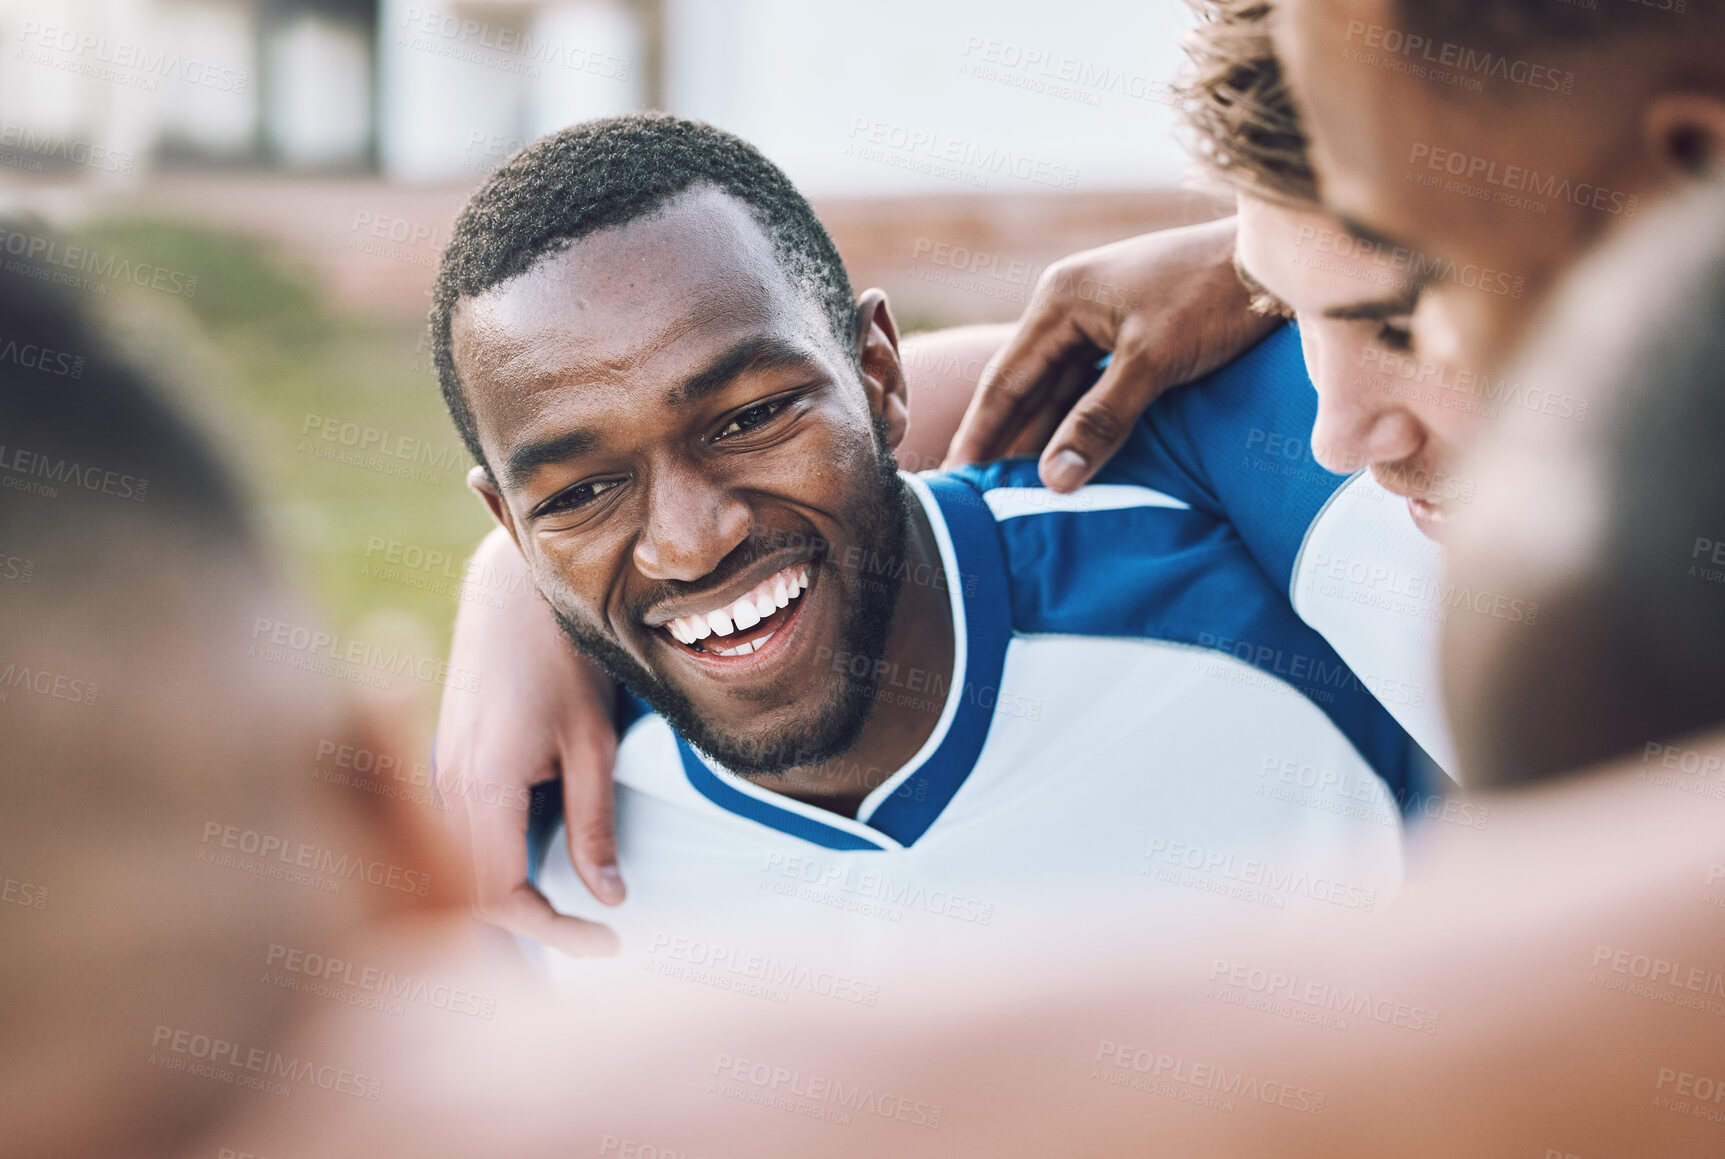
[[1106, 323, 1350, 598]]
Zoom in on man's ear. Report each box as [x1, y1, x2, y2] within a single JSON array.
[[469, 465, 523, 553], [1644, 93, 1725, 178], [852, 288, 909, 450]]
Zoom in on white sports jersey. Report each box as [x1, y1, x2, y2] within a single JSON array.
[[1294, 472, 1455, 773], [532, 335, 1426, 981]]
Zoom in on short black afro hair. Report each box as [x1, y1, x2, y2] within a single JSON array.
[[429, 112, 857, 470]]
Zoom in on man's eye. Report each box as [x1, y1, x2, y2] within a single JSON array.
[[1377, 321, 1415, 353], [716, 399, 789, 440], [539, 477, 622, 516]]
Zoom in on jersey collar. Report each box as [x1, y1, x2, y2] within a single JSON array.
[[673, 472, 1012, 850]]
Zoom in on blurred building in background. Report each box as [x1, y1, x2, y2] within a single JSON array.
[[0, 0, 1223, 323]]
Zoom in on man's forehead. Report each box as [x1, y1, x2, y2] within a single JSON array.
[[454, 185, 815, 364], [1276, 0, 1407, 232]]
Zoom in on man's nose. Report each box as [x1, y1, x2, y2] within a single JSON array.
[[632, 466, 753, 582], [1310, 373, 1426, 476]]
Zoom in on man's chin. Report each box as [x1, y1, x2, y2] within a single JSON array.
[[665, 690, 879, 778]]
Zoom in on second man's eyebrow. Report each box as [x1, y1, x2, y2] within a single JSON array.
[[1232, 252, 1293, 315], [1324, 287, 1421, 322], [670, 334, 823, 408]]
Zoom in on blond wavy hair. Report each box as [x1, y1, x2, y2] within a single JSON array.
[[1174, 0, 1318, 207]]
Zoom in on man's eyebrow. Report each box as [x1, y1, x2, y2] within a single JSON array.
[[1324, 287, 1420, 322], [499, 335, 823, 490], [1231, 251, 1292, 314], [503, 427, 600, 491], [1336, 213, 1404, 254], [671, 334, 824, 408]]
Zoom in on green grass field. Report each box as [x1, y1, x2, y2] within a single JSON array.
[[78, 217, 495, 731]]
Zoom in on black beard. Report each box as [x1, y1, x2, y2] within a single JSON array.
[[550, 420, 912, 778]]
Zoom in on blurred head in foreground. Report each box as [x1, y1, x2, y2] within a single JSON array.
[[0, 249, 457, 1158], [1443, 175, 1725, 787]]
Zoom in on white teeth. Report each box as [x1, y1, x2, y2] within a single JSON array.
[[658, 562, 812, 648]]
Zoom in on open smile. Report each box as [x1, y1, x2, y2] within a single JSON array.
[[654, 560, 815, 661]]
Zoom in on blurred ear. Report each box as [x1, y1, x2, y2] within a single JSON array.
[[1643, 93, 1725, 178], [330, 681, 472, 916], [470, 466, 522, 554], [853, 289, 909, 450]]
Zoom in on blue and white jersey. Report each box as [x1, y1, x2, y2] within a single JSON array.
[[1099, 323, 1454, 775], [535, 325, 1430, 980]]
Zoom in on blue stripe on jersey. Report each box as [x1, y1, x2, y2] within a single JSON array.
[[675, 742, 887, 851], [949, 458, 1425, 805], [1102, 323, 1346, 600], [944, 322, 1435, 809], [663, 476, 1014, 851], [865, 476, 1013, 845]]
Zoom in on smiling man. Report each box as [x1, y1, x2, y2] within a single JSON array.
[[429, 114, 1429, 963]]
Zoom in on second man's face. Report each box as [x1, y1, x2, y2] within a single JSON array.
[[1276, 0, 1661, 406]]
